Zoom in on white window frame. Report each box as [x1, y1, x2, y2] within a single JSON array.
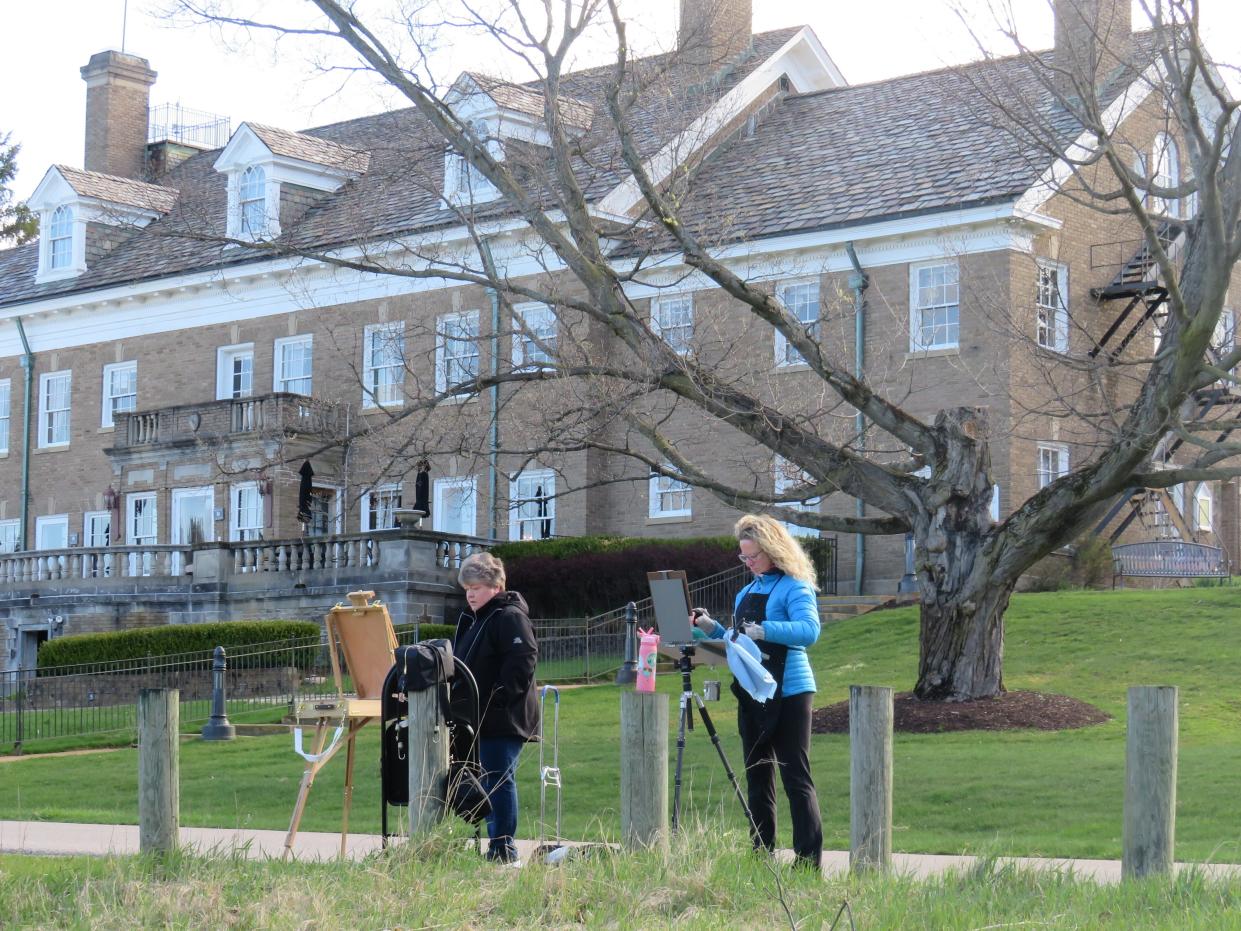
[[651, 293, 694, 357], [1194, 484, 1213, 531], [1152, 132, 1181, 218], [38, 370, 72, 448], [1211, 308, 1235, 363], [126, 492, 158, 545], [509, 468, 556, 541], [363, 322, 406, 409], [306, 484, 344, 536], [0, 519, 19, 554], [273, 335, 314, 396], [216, 343, 255, 400], [773, 455, 818, 538], [443, 124, 503, 206], [648, 466, 692, 519], [0, 378, 10, 455], [1035, 260, 1069, 353], [775, 279, 820, 367], [83, 510, 113, 578], [432, 476, 477, 537], [101, 361, 137, 428], [434, 311, 480, 398], [229, 482, 264, 542], [1036, 443, 1069, 490], [238, 165, 268, 239], [511, 303, 557, 369], [909, 260, 961, 352], [35, 514, 69, 551], [361, 483, 403, 532], [48, 205, 74, 271]]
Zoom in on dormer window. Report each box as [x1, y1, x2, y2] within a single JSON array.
[[48, 206, 75, 270], [239, 166, 267, 238], [444, 120, 502, 207]]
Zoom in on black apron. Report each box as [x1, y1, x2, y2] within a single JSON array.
[[729, 575, 790, 743]]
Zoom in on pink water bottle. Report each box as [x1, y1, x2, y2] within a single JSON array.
[[636, 628, 660, 692]]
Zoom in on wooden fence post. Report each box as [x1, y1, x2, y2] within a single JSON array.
[[408, 686, 449, 836], [138, 687, 179, 854], [1123, 685, 1178, 879], [620, 690, 669, 853], [849, 685, 893, 872]]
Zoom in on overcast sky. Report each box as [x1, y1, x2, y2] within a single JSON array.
[[5, 0, 1240, 200]]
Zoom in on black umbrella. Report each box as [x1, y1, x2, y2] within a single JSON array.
[[297, 461, 315, 524]]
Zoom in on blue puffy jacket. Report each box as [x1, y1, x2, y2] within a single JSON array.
[[703, 570, 820, 696]]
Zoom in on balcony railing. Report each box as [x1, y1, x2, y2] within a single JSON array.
[[113, 393, 343, 451], [0, 545, 187, 583]]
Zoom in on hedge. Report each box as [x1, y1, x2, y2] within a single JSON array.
[[37, 621, 321, 671], [394, 623, 457, 642]]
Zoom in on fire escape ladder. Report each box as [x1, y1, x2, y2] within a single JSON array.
[[1089, 220, 1184, 359]]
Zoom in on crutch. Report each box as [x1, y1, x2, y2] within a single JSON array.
[[537, 685, 563, 858]]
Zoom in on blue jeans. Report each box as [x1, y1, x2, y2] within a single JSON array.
[[479, 736, 524, 860]]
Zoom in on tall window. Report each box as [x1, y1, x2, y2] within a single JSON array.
[[274, 335, 313, 395], [433, 476, 477, 536], [775, 280, 820, 366], [435, 311, 479, 396], [230, 483, 264, 541], [126, 491, 157, 577], [652, 294, 694, 356], [1194, 484, 1213, 531], [363, 484, 402, 531], [1035, 261, 1069, 352], [48, 205, 74, 270], [1152, 132, 1180, 218], [1211, 308, 1235, 366], [239, 166, 266, 237], [773, 455, 818, 538], [509, 469, 555, 540], [0, 519, 19, 554], [0, 378, 10, 455], [217, 344, 254, 400], [38, 371, 71, 448], [101, 361, 137, 428], [35, 515, 69, 550], [910, 261, 960, 351], [512, 304, 557, 369], [1036, 443, 1069, 489], [363, 322, 405, 408], [649, 466, 692, 518]]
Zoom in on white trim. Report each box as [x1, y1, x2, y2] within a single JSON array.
[[171, 486, 216, 547], [511, 302, 557, 369], [1035, 259, 1069, 353], [101, 360, 137, 428], [1194, 483, 1213, 531], [648, 467, 692, 519], [126, 492, 158, 545], [83, 510, 112, 547], [273, 333, 314, 395], [306, 483, 344, 535], [908, 260, 960, 352], [434, 310, 479, 397], [432, 476, 477, 536], [772, 455, 818, 538], [508, 468, 555, 541], [229, 481, 264, 541], [0, 378, 10, 455], [362, 321, 405, 408], [34, 514, 69, 551], [650, 292, 694, 356], [0, 518, 22, 554], [1036, 443, 1070, 490], [361, 483, 403, 532], [216, 343, 255, 400], [774, 278, 820, 367], [37, 370, 72, 448]]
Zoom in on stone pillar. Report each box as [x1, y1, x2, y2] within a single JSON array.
[[81, 51, 157, 180]]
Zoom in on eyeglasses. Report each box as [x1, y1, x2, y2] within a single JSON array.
[[738, 552, 765, 564]]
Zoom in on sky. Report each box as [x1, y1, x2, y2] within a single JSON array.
[[5, 0, 1240, 201]]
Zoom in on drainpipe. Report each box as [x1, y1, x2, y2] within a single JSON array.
[[14, 317, 34, 553], [479, 240, 501, 540], [845, 243, 869, 595]]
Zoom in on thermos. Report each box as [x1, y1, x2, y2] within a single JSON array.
[[636, 628, 660, 692]]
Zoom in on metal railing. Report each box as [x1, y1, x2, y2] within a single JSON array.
[[148, 103, 231, 147]]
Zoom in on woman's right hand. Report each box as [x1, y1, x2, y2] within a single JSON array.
[[691, 608, 714, 632]]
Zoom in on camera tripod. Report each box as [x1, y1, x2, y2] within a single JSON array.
[[671, 643, 753, 833]]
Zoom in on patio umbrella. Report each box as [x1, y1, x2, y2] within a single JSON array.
[[297, 461, 314, 523]]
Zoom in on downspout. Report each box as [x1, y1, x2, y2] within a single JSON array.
[[479, 240, 501, 540], [14, 317, 34, 553], [845, 243, 869, 595]]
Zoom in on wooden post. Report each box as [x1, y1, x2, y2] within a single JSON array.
[[849, 685, 893, 872], [408, 686, 449, 836], [620, 690, 669, 853], [138, 687, 179, 854], [1124, 685, 1178, 879]]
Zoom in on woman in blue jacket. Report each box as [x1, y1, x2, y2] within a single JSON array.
[[693, 514, 823, 869]]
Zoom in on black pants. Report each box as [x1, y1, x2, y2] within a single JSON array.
[[737, 691, 823, 868]]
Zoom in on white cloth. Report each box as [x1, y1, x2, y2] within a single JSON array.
[[725, 632, 777, 703]]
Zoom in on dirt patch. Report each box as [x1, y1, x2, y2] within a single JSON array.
[[812, 690, 1111, 734]]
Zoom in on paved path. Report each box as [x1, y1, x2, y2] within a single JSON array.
[[2, 820, 1239, 883]]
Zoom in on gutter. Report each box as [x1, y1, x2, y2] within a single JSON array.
[[13, 317, 33, 552], [845, 243, 869, 596], [479, 240, 501, 539]]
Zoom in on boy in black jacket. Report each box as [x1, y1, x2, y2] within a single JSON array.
[[453, 552, 539, 864]]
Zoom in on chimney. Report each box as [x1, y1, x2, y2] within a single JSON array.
[[1053, 0, 1132, 95], [81, 51, 157, 179], [678, 0, 753, 75]]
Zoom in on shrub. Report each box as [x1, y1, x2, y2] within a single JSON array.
[[37, 621, 320, 671], [393, 622, 457, 641], [1070, 535, 1115, 589]]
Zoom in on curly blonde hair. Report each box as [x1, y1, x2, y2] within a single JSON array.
[[734, 514, 819, 590], [458, 551, 506, 589]]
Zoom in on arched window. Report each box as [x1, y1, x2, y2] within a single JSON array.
[[1152, 132, 1180, 218], [1194, 484, 1213, 531], [48, 205, 74, 270], [239, 166, 266, 237]]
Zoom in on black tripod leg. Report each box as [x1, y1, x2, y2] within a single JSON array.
[[672, 691, 691, 833], [692, 694, 754, 829]]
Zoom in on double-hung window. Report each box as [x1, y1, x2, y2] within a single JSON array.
[[1152, 133, 1181, 218], [1036, 443, 1069, 490], [217, 344, 254, 400], [1035, 261, 1069, 352], [0, 378, 10, 454], [101, 361, 137, 428], [775, 280, 820, 366], [435, 311, 479, 397], [362, 484, 403, 532], [651, 294, 694, 356], [0, 519, 20, 554], [239, 166, 267, 238], [274, 335, 313, 395], [48, 205, 74, 271], [773, 455, 819, 537], [363, 322, 405, 408], [909, 260, 960, 351], [512, 304, 557, 369], [509, 469, 555, 540], [1195, 484, 1213, 531], [230, 482, 264, 541], [648, 466, 692, 519], [433, 477, 477, 536], [39, 371, 71, 448]]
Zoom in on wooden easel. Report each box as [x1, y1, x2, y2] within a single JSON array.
[[284, 590, 397, 858]]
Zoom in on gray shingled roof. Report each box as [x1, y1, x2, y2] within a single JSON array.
[[56, 166, 179, 213], [464, 73, 594, 129], [244, 123, 371, 173]]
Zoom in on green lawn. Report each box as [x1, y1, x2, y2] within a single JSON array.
[[0, 588, 1239, 863]]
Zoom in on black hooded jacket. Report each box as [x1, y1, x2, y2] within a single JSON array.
[[453, 590, 540, 740]]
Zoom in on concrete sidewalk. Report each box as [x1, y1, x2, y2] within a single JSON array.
[[2, 820, 1240, 883]]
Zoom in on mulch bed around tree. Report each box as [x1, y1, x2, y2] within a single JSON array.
[[811, 690, 1111, 734]]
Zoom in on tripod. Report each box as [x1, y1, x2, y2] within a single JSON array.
[[671, 644, 753, 833]]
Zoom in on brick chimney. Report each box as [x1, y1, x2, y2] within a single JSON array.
[[1053, 0, 1132, 95], [678, 0, 753, 74], [81, 51, 157, 179]]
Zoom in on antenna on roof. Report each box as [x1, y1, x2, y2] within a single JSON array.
[[121, 0, 129, 53]]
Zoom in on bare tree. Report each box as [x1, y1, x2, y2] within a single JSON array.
[[162, 0, 1240, 700]]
